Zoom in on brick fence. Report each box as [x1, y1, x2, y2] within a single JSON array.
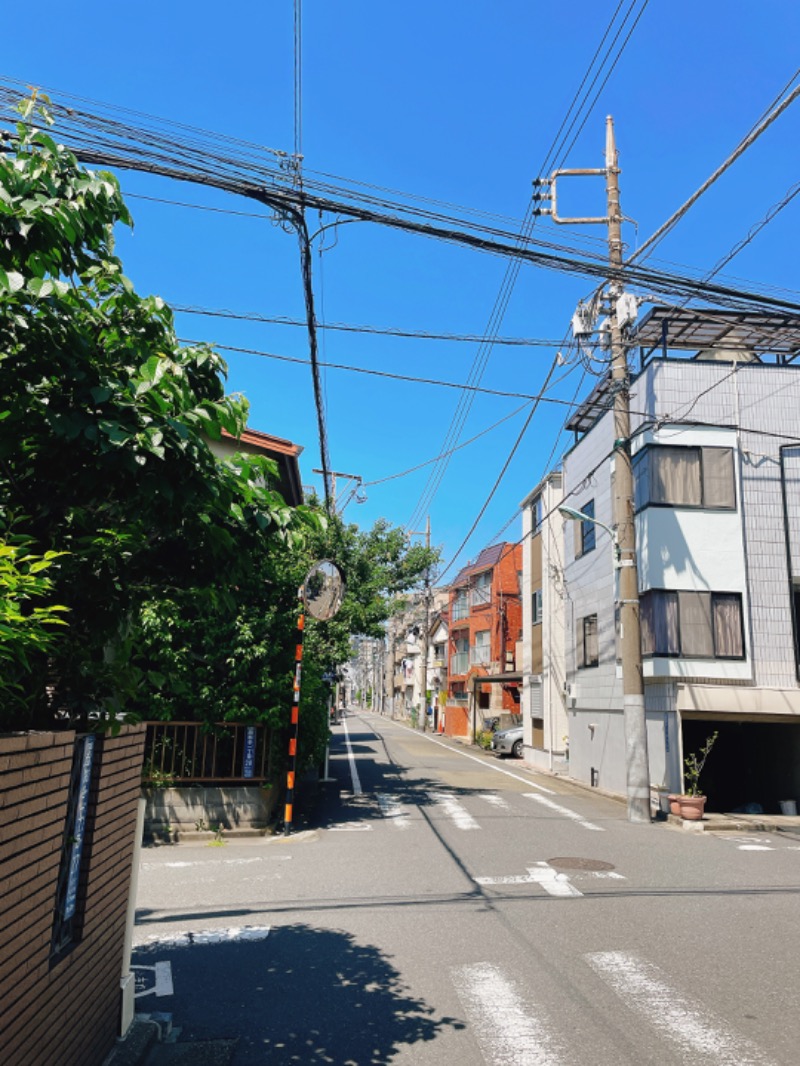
[[0, 726, 145, 1066]]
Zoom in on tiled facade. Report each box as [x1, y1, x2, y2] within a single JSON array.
[[559, 354, 800, 806]]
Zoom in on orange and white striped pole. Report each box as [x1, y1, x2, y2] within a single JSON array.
[[283, 592, 305, 835]]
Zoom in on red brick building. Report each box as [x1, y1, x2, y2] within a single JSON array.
[[444, 543, 523, 736]]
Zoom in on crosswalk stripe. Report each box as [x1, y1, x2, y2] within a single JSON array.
[[478, 792, 513, 811], [523, 792, 604, 831], [426, 790, 480, 830], [452, 962, 566, 1066], [586, 951, 775, 1065], [377, 792, 412, 828]]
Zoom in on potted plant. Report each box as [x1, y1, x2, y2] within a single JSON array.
[[677, 731, 718, 820]]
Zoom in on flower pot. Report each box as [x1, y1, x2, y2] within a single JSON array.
[[678, 794, 707, 821], [668, 794, 682, 816]]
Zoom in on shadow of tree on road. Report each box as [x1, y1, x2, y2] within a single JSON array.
[[135, 922, 465, 1065]]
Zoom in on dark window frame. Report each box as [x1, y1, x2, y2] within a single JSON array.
[[577, 613, 599, 669], [639, 588, 745, 661], [633, 444, 736, 513], [575, 499, 596, 557]]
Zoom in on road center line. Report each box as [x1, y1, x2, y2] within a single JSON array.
[[341, 715, 363, 796]]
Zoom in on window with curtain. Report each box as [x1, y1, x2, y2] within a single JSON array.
[[634, 445, 735, 510], [640, 589, 744, 659]]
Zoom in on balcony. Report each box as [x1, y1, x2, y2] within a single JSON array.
[[450, 651, 469, 675], [452, 598, 469, 622]]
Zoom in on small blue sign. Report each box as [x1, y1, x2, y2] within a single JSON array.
[[64, 734, 95, 920], [242, 726, 257, 779]]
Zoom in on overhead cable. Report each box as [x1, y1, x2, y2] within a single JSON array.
[[629, 78, 800, 264]]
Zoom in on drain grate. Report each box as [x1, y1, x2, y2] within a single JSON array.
[[546, 857, 616, 872]]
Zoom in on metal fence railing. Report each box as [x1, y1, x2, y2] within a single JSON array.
[[142, 721, 274, 785]]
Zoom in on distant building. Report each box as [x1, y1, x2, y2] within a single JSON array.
[[444, 543, 523, 738], [520, 471, 568, 771]]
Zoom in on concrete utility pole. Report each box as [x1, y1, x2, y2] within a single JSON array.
[[605, 118, 650, 823], [409, 516, 432, 730], [312, 468, 362, 513], [538, 117, 650, 823]]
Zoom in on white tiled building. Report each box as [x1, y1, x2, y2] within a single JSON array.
[[559, 307, 800, 813]]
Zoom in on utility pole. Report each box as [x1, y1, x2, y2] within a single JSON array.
[[312, 468, 362, 513], [605, 118, 650, 823], [409, 516, 432, 731], [537, 117, 650, 823]]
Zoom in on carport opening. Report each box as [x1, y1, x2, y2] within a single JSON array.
[[682, 718, 800, 815]]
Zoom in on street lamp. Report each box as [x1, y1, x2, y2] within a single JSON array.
[[558, 503, 650, 823], [558, 505, 620, 563]]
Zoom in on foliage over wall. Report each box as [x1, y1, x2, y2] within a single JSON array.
[[0, 99, 438, 774]]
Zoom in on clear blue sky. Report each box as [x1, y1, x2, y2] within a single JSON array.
[[8, 2, 800, 575]]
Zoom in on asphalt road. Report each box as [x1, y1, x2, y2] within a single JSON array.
[[133, 710, 800, 1065]]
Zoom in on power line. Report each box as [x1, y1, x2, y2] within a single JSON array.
[[405, 0, 652, 533], [437, 351, 563, 582], [171, 302, 568, 347], [363, 402, 533, 487], [178, 336, 596, 406], [630, 77, 800, 264]]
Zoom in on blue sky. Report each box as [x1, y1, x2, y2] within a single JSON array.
[[7, 2, 800, 576]]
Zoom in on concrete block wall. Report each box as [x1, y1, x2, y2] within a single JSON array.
[[0, 727, 145, 1066]]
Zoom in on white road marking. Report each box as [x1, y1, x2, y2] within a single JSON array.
[[141, 857, 285, 871], [524, 792, 604, 831], [133, 925, 271, 948], [452, 961, 566, 1066], [327, 822, 372, 831], [586, 951, 775, 1065], [478, 792, 513, 811], [476, 861, 583, 898], [132, 960, 174, 998], [738, 844, 774, 851], [413, 728, 555, 793], [426, 790, 480, 830], [341, 715, 363, 796], [377, 793, 412, 829]]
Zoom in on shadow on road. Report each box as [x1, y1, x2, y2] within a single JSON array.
[[134, 923, 465, 1065]]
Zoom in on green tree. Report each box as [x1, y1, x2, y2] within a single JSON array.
[[0, 100, 319, 729]]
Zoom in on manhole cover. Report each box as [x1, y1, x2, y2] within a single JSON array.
[[547, 857, 615, 872]]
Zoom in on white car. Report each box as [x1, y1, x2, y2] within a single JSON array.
[[491, 726, 523, 758]]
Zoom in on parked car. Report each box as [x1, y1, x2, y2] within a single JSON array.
[[491, 725, 523, 759]]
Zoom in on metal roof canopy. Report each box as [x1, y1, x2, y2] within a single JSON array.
[[565, 372, 614, 434], [566, 306, 800, 436], [634, 305, 800, 361]]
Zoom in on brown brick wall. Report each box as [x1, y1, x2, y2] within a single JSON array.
[[0, 726, 145, 1066]]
